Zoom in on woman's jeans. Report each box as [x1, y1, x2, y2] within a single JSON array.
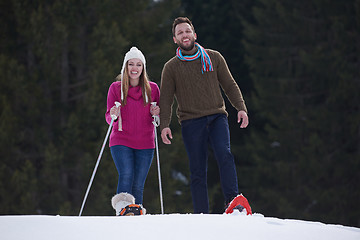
[[181, 114, 239, 213], [110, 145, 154, 205]]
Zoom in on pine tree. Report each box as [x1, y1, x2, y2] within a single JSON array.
[[242, 0, 360, 226], [0, 0, 184, 215]]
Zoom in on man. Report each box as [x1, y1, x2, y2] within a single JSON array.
[[159, 17, 251, 214]]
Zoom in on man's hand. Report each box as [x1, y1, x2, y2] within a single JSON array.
[[237, 110, 249, 128], [161, 127, 173, 144]]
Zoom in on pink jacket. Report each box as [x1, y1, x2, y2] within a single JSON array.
[[105, 81, 160, 149]]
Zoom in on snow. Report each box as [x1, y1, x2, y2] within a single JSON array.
[[1, 212, 359, 240]]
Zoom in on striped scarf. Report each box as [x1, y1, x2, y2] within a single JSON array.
[[176, 42, 213, 73]]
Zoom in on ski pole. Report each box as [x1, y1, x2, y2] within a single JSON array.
[[79, 101, 121, 216], [151, 102, 164, 214]]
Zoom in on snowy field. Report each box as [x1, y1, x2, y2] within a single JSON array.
[[1, 212, 359, 240]]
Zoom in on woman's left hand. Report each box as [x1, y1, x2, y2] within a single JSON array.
[[150, 105, 160, 116]]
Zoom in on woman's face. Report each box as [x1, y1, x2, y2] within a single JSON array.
[[127, 58, 143, 80]]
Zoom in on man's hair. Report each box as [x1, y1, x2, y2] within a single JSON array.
[[172, 17, 195, 36]]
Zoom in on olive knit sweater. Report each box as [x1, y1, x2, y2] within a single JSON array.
[[159, 48, 247, 131]]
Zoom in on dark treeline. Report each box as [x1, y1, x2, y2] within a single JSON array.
[[0, 0, 359, 227]]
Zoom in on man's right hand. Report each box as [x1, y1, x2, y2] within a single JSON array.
[[161, 127, 173, 144]]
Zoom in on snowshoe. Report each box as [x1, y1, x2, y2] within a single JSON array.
[[111, 192, 146, 216], [225, 194, 252, 215], [119, 204, 144, 216]]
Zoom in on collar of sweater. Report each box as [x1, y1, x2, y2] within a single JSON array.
[[127, 85, 143, 101]]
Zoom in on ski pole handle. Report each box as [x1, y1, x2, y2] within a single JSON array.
[[111, 101, 121, 120], [151, 102, 160, 127], [151, 102, 157, 117]]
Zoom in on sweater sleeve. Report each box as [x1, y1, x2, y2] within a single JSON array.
[[151, 81, 160, 105], [215, 52, 247, 113], [159, 61, 176, 131]]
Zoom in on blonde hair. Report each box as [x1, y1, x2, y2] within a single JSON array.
[[116, 61, 152, 106]]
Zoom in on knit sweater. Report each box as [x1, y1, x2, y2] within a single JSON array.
[[159, 48, 247, 131], [105, 81, 160, 149]]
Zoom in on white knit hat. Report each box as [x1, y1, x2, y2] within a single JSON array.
[[120, 47, 148, 102]]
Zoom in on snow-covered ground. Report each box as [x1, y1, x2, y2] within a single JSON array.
[[1, 212, 359, 240]]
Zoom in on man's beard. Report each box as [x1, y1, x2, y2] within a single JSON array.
[[178, 39, 196, 51]]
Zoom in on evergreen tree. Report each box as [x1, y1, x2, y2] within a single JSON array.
[[242, 0, 360, 226], [0, 0, 184, 215]]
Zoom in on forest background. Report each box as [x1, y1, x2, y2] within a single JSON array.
[[1, 0, 359, 228]]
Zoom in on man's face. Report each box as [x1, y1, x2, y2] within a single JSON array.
[[173, 23, 197, 51]]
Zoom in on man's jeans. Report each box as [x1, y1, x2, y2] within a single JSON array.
[[110, 145, 154, 204], [181, 114, 239, 213]]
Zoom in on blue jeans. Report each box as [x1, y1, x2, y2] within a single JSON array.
[[181, 114, 239, 213], [110, 145, 154, 205]]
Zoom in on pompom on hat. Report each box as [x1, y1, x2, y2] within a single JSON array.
[[120, 47, 148, 102]]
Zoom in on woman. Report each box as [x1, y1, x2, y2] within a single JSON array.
[[105, 47, 160, 215]]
